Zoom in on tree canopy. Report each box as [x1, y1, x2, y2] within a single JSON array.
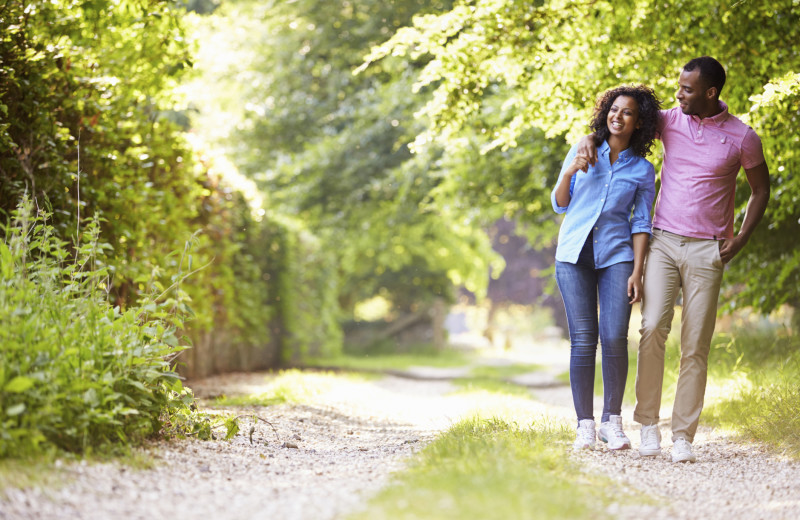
[[188, 0, 800, 316], [355, 0, 800, 315]]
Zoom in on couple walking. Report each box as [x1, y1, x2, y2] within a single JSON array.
[[551, 56, 770, 462]]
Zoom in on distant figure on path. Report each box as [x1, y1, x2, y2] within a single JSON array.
[[552, 85, 661, 451]]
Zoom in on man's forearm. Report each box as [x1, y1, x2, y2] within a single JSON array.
[[737, 188, 769, 241]]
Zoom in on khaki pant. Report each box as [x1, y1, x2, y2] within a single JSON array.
[[634, 229, 724, 443]]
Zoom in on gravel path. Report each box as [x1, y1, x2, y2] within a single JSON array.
[[2, 349, 800, 520], [0, 373, 454, 520]]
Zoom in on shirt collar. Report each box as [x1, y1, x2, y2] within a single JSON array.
[[690, 100, 730, 126], [599, 139, 633, 162]]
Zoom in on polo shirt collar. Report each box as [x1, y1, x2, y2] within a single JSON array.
[[691, 101, 730, 126]]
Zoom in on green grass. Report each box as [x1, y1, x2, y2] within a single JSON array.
[[451, 378, 534, 398], [211, 369, 373, 407], [448, 363, 543, 398], [304, 346, 471, 372], [703, 368, 800, 456], [700, 326, 800, 457], [469, 363, 544, 379], [349, 416, 631, 520]]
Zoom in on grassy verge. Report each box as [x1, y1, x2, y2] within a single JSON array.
[[701, 325, 800, 457], [210, 369, 374, 407], [304, 344, 471, 372], [349, 416, 630, 520], [451, 378, 534, 398], [451, 363, 543, 398]]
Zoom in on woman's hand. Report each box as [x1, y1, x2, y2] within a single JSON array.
[[575, 135, 598, 171], [627, 273, 643, 304], [567, 154, 591, 176], [554, 153, 591, 207]]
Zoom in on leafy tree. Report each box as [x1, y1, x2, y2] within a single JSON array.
[[1, 0, 337, 373], [359, 0, 800, 316], [187, 0, 509, 314]]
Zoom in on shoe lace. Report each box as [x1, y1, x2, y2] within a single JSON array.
[[642, 426, 658, 445], [577, 425, 595, 443], [607, 421, 627, 439], [674, 438, 691, 452]]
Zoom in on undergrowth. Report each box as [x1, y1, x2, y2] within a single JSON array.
[[703, 325, 800, 457], [0, 198, 221, 458]]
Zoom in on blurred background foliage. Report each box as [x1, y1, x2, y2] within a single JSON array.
[[2, 0, 800, 382]]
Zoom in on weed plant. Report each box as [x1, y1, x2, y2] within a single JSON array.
[[0, 199, 212, 457]]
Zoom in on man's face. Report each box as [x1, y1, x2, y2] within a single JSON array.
[[676, 68, 713, 116]]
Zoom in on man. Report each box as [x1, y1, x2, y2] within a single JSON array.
[[577, 56, 770, 462]]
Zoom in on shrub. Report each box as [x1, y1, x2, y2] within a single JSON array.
[[0, 199, 207, 457]]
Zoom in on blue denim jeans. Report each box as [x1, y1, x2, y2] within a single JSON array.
[[556, 235, 633, 424]]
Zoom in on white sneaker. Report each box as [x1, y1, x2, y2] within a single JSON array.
[[671, 438, 697, 463], [598, 415, 631, 450], [639, 424, 661, 456], [573, 419, 596, 450]]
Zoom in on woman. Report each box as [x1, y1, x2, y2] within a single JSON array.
[[551, 85, 661, 450]]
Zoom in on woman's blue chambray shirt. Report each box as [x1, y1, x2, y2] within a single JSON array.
[[551, 141, 655, 268]]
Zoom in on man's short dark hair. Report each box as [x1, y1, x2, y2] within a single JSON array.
[[683, 56, 726, 98]]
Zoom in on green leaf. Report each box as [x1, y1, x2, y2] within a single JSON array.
[[4, 376, 35, 394], [0, 242, 13, 279]]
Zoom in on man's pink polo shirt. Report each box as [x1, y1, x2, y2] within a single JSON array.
[[652, 102, 765, 239]]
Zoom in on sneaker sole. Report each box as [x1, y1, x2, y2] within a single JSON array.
[[671, 454, 696, 463], [600, 436, 632, 450], [639, 448, 661, 456]]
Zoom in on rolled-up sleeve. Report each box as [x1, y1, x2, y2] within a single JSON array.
[[629, 163, 656, 234], [551, 144, 579, 213]]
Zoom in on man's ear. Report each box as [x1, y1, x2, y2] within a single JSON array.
[[706, 86, 718, 100]]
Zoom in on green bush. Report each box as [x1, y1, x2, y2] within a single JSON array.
[[0, 199, 207, 457]]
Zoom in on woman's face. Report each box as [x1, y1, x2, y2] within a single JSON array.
[[606, 95, 640, 142]]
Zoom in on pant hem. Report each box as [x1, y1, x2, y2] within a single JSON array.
[[633, 412, 659, 426]]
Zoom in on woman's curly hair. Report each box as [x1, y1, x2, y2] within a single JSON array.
[[589, 84, 662, 157]]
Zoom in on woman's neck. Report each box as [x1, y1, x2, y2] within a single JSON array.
[[607, 135, 630, 165]]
